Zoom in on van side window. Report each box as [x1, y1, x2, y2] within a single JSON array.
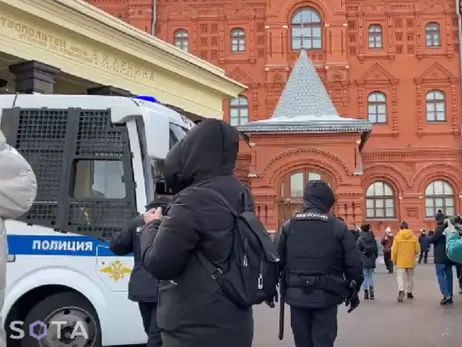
[[3, 107, 137, 239], [73, 160, 125, 199]]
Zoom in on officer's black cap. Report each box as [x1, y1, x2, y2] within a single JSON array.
[[303, 180, 335, 212]]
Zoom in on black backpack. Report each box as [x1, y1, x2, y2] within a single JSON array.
[[362, 239, 375, 257], [196, 187, 280, 308]]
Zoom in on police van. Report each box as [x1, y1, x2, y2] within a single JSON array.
[[0, 94, 195, 347]]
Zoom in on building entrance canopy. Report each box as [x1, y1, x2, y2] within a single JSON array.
[[0, 0, 246, 118]]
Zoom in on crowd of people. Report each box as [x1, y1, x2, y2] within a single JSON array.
[[109, 120, 462, 347], [347, 212, 462, 305], [2, 119, 462, 347]]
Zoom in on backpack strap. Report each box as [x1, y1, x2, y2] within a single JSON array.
[[196, 252, 225, 280], [188, 186, 238, 280], [189, 186, 239, 217]]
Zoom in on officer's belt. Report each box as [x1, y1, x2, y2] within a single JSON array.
[[286, 272, 348, 297]]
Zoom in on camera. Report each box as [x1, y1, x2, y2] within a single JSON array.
[[145, 181, 174, 215]]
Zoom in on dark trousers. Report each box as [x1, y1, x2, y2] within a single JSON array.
[[455, 264, 462, 289], [418, 251, 428, 264], [384, 251, 393, 273], [138, 302, 162, 347], [290, 306, 338, 347]]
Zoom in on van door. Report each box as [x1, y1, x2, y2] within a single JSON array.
[[3, 107, 138, 291], [67, 110, 138, 291]]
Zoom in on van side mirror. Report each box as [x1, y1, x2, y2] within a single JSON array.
[[111, 106, 170, 160], [144, 111, 169, 160]]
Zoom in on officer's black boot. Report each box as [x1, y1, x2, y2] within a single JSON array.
[[364, 289, 369, 300], [369, 287, 375, 300]]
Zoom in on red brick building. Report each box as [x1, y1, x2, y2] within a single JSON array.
[[88, 0, 462, 234]]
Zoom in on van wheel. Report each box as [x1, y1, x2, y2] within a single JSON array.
[[19, 292, 102, 347]]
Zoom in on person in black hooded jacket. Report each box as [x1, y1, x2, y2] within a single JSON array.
[[275, 180, 363, 347], [109, 197, 170, 347], [428, 210, 461, 305], [140, 119, 253, 347], [356, 224, 378, 300]]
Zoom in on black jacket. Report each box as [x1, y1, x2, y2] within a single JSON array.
[[275, 181, 363, 309], [429, 221, 450, 264], [357, 231, 378, 269], [350, 229, 360, 241], [419, 234, 430, 251], [140, 119, 253, 347], [110, 215, 159, 302]]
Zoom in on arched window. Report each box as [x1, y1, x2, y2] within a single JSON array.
[[229, 96, 248, 126], [365, 182, 395, 219], [231, 28, 246, 52], [174, 29, 189, 51], [367, 92, 387, 124], [291, 8, 322, 50], [368, 25, 383, 48], [425, 23, 441, 48], [426, 90, 446, 122], [425, 180, 455, 217], [280, 170, 331, 198]]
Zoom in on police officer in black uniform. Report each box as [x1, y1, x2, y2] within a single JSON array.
[[110, 198, 169, 347], [275, 180, 363, 347]]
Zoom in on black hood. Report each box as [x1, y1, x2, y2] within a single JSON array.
[[163, 119, 239, 193], [435, 210, 446, 224], [303, 180, 335, 213], [360, 230, 375, 241]]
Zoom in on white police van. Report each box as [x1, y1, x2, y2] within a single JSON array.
[[0, 94, 195, 347]]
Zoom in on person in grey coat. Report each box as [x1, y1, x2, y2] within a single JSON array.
[[0, 130, 37, 347], [357, 224, 378, 300]]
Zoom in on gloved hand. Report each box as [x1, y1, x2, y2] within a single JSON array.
[[345, 292, 360, 313]]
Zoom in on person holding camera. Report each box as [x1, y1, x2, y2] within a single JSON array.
[[139, 120, 253, 347], [381, 226, 394, 274]]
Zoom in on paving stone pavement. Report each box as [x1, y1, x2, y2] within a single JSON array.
[[253, 264, 462, 347]]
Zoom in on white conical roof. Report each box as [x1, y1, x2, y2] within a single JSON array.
[[271, 50, 339, 120], [238, 50, 371, 134]]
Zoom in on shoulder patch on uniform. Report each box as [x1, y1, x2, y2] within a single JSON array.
[[294, 212, 329, 221]]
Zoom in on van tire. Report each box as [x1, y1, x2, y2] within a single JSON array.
[[19, 291, 102, 347]]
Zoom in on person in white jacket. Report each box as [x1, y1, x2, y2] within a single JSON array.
[[0, 130, 37, 347]]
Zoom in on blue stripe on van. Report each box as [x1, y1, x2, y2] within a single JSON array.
[[7, 235, 132, 257]]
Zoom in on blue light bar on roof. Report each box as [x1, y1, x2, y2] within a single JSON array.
[[134, 95, 159, 103]]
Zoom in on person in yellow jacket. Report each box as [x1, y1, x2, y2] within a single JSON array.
[[391, 221, 420, 302]]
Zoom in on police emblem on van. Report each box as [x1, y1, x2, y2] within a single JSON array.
[[100, 260, 132, 281]]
